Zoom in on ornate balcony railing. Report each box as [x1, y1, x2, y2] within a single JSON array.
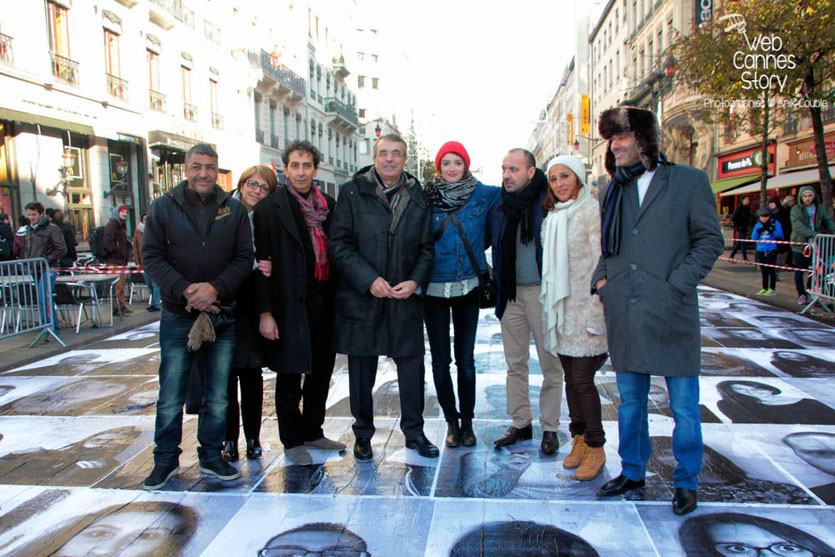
[[0, 33, 13, 64], [256, 50, 305, 98], [324, 97, 359, 128], [256, 129, 266, 144], [183, 102, 197, 122], [212, 112, 223, 130], [149, 89, 166, 112], [106, 73, 128, 101], [51, 52, 79, 85], [271, 134, 280, 149]]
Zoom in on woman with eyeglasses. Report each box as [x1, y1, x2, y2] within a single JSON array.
[[423, 141, 501, 448], [222, 165, 277, 461]]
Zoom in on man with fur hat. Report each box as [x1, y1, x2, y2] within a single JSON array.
[[486, 148, 563, 455], [790, 185, 835, 305], [591, 106, 723, 515], [104, 204, 131, 314]]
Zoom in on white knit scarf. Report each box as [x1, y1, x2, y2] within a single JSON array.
[[539, 185, 595, 356]]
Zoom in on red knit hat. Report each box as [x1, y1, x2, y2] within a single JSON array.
[[117, 205, 128, 213], [435, 141, 470, 172]]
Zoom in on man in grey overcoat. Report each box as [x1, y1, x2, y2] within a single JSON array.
[[590, 106, 723, 515]]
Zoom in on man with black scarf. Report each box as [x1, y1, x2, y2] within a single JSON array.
[[486, 148, 562, 455]]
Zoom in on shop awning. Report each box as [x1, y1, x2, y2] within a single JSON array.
[[720, 166, 835, 197], [0, 107, 96, 136], [711, 175, 759, 194], [149, 130, 214, 152]]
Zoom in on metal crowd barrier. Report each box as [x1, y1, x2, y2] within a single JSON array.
[[803, 233, 835, 315], [0, 257, 65, 346]]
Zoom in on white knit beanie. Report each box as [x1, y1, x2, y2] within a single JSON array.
[[545, 155, 587, 187]]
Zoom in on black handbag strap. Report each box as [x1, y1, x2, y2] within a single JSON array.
[[451, 214, 485, 280], [433, 213, 457, 242]]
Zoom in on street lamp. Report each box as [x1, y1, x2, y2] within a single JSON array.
[[46, 147, 77, 197], [103, 157, 129, 197], [374, 123, 381, 137]]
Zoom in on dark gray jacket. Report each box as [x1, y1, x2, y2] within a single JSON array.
[[591, 163, 723, 376], [328, 166, 434, 358], [142, 181, 253, 314]]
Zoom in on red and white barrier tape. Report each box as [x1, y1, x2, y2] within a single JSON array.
[[718, 256, 811, 272]]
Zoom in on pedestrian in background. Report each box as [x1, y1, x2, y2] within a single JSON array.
[[790, 186, 835, 305], [52, 210, 77, 268], [255, 141, 345, 465], [751, 206, 783, 297], [0, 213, 13, 262], [540, 155, 608, 481], [104, 205, 131, 314], [729, 196, 751, 261], [134, 213, 161, 311], [222, 164, 276, 462], [23, 202, 66, 336], [487, 148, 563, 456], [423, 141, 500, 448]]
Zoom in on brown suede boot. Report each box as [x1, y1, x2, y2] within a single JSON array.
[[562, 435, 587, 469], [575, 446, 606, 481]]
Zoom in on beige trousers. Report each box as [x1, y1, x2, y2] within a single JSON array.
[[500, 284, 563, 431]]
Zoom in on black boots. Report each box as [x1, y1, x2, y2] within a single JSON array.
[[460, 418, 476, 447], [222, 440, 239, 462], [446, 420, 462, 447], [246, 438, 262, 459]]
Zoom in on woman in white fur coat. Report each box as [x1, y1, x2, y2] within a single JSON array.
[[539, 155, 608, 481]]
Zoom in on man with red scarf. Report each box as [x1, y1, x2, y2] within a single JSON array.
[[253, 140, 345, 465]]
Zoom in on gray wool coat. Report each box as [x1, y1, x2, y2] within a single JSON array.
[[591, 163, 723, 377]]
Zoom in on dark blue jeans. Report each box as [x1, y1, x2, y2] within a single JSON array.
[[153, 310, 236, 465], [793, 251, 811, 297], [616, 372, 702, 490], [144, 271, 161, 308], [423, 289, 479, 422]]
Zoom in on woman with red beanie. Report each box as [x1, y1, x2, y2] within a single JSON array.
[[424, 141, 500, 447]]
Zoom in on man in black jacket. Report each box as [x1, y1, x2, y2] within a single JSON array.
[[329, 134, 438, 461], [729, 196, 751, 261], [141, 144, 253, 489], [51, 210, 78, 268], [254, 140, 345, 465]]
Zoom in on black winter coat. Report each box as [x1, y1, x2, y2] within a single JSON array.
[[142, 181, 254, 314], [253, 186, 337, 373], [328, 166, 434, 358]]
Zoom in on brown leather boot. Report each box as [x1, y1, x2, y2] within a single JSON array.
[[575, 446, 606, 481], [562, 435, 587, 469]]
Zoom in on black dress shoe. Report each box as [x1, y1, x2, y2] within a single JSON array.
[[460, 418, 476, 447], [673, 488, 698, 515], [222, 440, 239, 462], [405, 434, 440, 458], [541, 431, 559, 454], [246, 438, 262, 459], [354, 438, 373, 460], [599, 474, 645, 497], [446, 420, 462, 448], [493, 424, 533, 447]]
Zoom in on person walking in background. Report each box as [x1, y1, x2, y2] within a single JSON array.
[[487, 148, 563, 456], [328, 134, 438, 461], [23, 202, 66, 337], [751, 206, 783, 297], [134, 213, 161, 312], [592, 106, 723, 515], [780, 195, 795, 268], [254, 141, 345, 465], [0, 213, 13, 262], [423, 141, 500, 448], [539, 155, 608, 481], [104, 205, 131, 314], [728, 196, 751, 261], [790, 186, 835, 305], [222, 165, 276, 462], [51, 210, 77, 268]]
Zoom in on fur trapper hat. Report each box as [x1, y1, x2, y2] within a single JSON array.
[[598, 106, 663, 176]]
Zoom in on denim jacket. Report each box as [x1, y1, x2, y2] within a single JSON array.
[[430, 182, 501, 282]]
